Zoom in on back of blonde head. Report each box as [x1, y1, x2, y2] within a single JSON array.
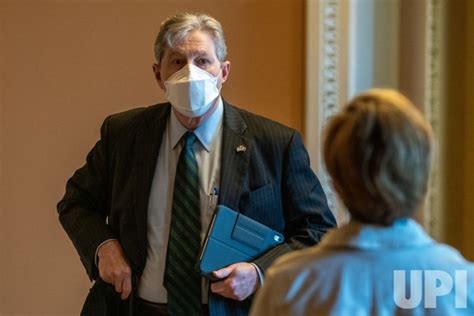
[[323, 89, 434, 225]]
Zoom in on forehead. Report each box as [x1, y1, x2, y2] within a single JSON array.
[[164, 30, 217, 58]]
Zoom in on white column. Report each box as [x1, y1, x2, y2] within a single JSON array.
[[348, 0, 400, 98], [305, 0, 349, 224]]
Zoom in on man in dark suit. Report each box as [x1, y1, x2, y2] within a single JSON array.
[[58, 12, 336, 316]]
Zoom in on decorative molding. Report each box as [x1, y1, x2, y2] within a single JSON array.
[[424, 0, 443, 238], [318, 0, 348, 224], [319, 1, 340, 119], [305, 0, 347, 224]]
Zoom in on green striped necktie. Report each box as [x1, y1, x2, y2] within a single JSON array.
[[164, 132, 202, 315]]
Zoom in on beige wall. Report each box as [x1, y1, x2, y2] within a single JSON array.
[[0, 6, 5, 312], [463, 0, 474, 260], [0, 1, 304, 314], [399, 0, 426, 110], [442, 0, 469, 252]]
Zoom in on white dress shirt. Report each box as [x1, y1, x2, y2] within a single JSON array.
[[137, 98, 223, 303]]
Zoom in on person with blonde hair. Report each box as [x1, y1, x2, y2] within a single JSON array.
[[250, 89, 474, 315]]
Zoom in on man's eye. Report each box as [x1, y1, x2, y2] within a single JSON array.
[[197, 58, 210, 65], [172, 59, 184, 65]]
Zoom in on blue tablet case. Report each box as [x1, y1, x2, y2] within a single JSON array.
[[198, 204, 285, 279]]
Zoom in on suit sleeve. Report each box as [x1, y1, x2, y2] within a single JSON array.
[[57, 116, 116, 280], [252, 131, 336, 272]]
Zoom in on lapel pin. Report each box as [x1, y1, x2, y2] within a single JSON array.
[[236, 145, 247, 153]]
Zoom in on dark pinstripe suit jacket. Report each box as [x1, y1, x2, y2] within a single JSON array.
[[58, 101, 336, 316]]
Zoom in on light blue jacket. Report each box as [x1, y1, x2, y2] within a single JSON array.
[[250, 219, 474, 315]]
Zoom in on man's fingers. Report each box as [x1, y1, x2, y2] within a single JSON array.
[[210, 262, 258, 301], [212, 269, 228, 279], [212, 263, 236, 279], [210, 280, 225, 293], [114, 276, 123, 293], [101, 265, 132, 298], [97, 240, 132, 298], [113, 267, 131, 297], [121, 275, 132, 300]]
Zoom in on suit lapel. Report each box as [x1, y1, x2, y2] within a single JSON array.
[[132, 104, 171, 263], [218, 102, 253, 210]]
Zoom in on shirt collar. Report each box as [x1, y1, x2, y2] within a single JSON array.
[[170, 97, 224, 152], [319, 218, 434, 250]]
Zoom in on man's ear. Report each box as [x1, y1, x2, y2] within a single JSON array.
[[220, 61, 231, 83], [153, 63, 165, 90]]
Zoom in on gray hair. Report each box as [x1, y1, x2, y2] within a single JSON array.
[[154, 13, 227, 63], [323, 89, 434, 226]]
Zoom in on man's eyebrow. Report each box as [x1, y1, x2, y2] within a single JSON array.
[[169, 49, 211, 57], [168, 51, 184, 58], [193, 50, 211, 56]]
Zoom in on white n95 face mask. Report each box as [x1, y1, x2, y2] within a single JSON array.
[[164, 64, 220, 117]]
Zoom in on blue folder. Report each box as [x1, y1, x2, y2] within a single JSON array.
[[198, 204, 285, 279]]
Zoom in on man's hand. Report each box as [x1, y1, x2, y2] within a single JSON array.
[[210, 262, 259, 301], [97, 240, 132, 300]]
